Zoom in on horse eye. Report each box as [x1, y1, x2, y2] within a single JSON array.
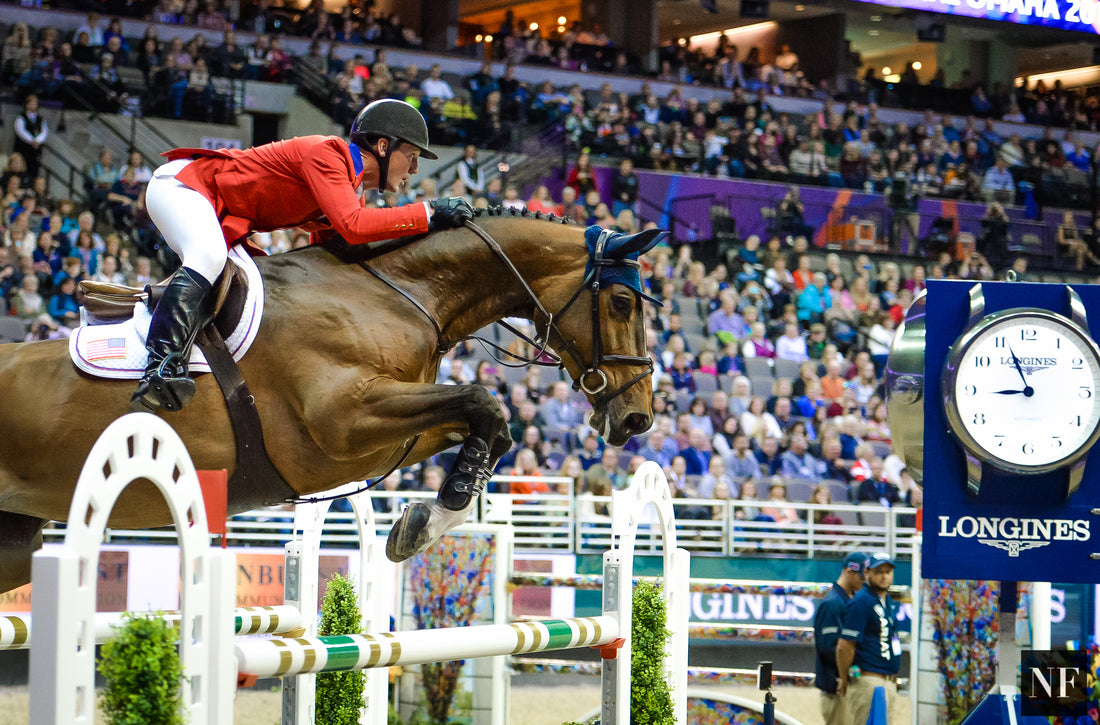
[[611, 296, 633, 316]]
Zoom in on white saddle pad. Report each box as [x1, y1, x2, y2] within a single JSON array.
[[69, 247, 265, 380]]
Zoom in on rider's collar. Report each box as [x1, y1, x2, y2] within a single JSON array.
[[584, 226, 661, 304], [348, 142, 364, 176], [347, 141, 365, 187]]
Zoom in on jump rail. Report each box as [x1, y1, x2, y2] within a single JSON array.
[[0, 605, 301, 650], [236, 615, 620, 677], [26, 417, 690, 725]]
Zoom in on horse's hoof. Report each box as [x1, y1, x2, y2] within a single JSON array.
[[386, 503, 433, 563]]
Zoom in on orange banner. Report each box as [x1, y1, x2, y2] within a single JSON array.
[[0, 550, 129, 612], [235, 552, 350, 608]]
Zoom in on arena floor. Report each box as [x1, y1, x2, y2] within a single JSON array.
[[0, 682, 911, 724]]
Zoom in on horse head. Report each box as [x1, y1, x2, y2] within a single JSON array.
[[547, 225, 664, 446]]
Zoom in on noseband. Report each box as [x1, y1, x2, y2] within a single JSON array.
[[461, 221, 654, 410]]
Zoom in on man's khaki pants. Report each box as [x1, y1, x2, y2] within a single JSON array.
[[821, 690, 852, 725], [847, 673, 897, 725]]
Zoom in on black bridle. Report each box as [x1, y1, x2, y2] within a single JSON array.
[[456, 221, 655, 410]]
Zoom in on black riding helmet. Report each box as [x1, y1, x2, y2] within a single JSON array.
[[349, 99, 437, 192]]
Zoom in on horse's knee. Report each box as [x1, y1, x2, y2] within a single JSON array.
[[467, 385, 508, 431]]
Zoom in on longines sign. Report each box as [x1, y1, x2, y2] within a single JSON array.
[[937, 515, 1090, 556], [916, 280, 1100, 583]]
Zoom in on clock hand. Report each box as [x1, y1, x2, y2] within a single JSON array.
[[1006, 345, 1035, 397], [991, 389, 1025, 395]]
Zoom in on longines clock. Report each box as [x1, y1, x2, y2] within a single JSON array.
[[942, 284, 1100, 498]]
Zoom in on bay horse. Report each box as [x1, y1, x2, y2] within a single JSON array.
[[0, 209, 659, 594]]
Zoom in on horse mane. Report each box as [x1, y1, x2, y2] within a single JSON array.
[[473, 204, 579, 226], [312, 204, 580, 264]]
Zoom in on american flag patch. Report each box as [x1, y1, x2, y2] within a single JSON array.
[[86, 337, 127, 361]]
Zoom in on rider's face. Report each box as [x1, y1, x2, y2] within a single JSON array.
[[383, 141, 420, 192]]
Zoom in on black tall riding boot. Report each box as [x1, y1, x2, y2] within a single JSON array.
[[130, 267, 213, 413]]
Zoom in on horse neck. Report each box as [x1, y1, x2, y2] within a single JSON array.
[[373, 215, 589, 344]]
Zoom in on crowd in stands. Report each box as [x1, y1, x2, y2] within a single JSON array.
[[400, 216, 929, 527], [1, 110, 158, 339], [3, 4, 1097, 206], [0, 4, 1095, 528]]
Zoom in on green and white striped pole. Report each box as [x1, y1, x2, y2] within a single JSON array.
[[0, 605, 302, 650], [236, 615, 618, 678]]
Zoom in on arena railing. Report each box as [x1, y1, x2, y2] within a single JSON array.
[[45, 477, 917, 560]]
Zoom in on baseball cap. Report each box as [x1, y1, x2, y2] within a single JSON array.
[[866, 552, 895, 570], [843, 551, 867, 573]]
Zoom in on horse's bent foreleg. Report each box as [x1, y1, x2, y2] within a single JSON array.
[[303, 379, 510, 465], [302, 380, 510, 562], [0, 512, 46, 594]]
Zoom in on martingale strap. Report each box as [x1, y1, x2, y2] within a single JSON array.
[[194, 325, 298, 509]]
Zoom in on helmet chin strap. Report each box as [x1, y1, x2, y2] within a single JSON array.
[[353, 136, 396, 193]]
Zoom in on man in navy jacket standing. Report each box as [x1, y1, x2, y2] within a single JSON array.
[[814, 551, 866, 725]]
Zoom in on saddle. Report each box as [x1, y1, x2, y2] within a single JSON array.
[[76, 252, 296, 511], [80, 258, 249, 337]]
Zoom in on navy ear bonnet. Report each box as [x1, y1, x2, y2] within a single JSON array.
[[584, 226, 666, 304]]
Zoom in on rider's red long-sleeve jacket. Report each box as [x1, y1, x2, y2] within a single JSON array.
[[163, 135, 431, 247]]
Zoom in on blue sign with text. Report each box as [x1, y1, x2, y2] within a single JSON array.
[[851, 0, 1100, 36], [922, 280, 1100, 583]]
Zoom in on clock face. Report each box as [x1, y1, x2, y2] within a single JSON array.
[[945, 309, 1100, 472]]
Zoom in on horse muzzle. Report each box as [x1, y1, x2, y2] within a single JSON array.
[[589, 407, 652, 447]]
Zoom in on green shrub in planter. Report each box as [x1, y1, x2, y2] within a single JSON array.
[[316, 572, 366, 724], [631, 579, 674, 725], [97, 612, 183, 725]]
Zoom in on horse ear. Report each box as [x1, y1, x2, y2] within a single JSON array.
[[606, 229, 667, 259]]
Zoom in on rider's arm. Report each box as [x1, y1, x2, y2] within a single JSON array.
[[302, 141, 431, 244]]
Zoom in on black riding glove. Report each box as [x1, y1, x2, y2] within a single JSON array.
[[430, 197, 474, 231]]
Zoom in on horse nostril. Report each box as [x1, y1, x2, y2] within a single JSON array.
[[625, 413, 650, 435]]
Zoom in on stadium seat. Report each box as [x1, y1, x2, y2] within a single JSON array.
[[773, 358, 802, 380], [825, 479, 851, 503], [680, 315, 707, 337], [743, 357, 773, 378], [673, 296, 701, 319], [0, 317, 26, 344], [782, 479, 813, 503], [749, 375, 774, 397], [693, 373, 719, 395], [856, 503, 888, 528], [682, 332, 709, 353], [834, 508, 860, 527]]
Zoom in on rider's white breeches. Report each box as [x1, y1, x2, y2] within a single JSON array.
[[146, 159, 228, 285]]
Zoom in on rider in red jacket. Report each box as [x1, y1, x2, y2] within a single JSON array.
[[132, 99, 473, 413]]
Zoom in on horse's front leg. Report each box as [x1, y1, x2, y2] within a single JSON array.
[[304, 379, 511, 562]]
